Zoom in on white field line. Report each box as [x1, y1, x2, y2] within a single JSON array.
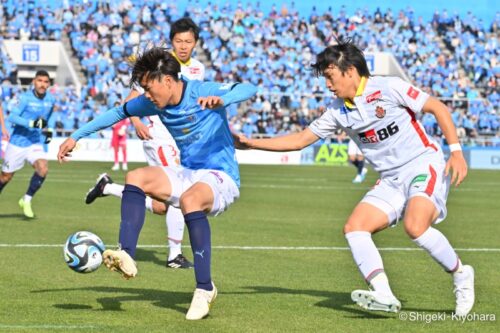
[[6, 176, 498, 192], [0, 324, 96, 330], [0, 244, 499, 252]]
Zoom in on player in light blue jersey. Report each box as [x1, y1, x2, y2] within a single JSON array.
[[58, 47, 257, 320], [85, 17, 206, 270], [0, 70, 55, 218]]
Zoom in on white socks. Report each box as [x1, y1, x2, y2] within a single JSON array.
[[167, 207, 185, 260], [23, 194, 33, 202], [145, 197, 153, 212], [345, 231, 395, 296], [103, 183, 125, 197], [413, 227, 460, 272]]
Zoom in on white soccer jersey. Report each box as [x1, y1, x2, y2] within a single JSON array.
[[309, 76, 439, 173]]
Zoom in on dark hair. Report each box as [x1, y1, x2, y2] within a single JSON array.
[[311, 37, 370, 77], [130, 47, 181, 87], [35, 70, 50, 78], [169, 17, 200, 41]]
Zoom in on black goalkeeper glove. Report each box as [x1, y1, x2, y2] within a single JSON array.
[[30, 118, 48, 129], [42, 128, 54, 144]]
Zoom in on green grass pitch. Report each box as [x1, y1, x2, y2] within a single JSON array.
[[0, 162, 498, 332]]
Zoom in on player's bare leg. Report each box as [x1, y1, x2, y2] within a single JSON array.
[[0, 171, 14, 193]]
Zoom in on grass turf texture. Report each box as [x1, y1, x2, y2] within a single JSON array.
[[0, 162, 498, 332]]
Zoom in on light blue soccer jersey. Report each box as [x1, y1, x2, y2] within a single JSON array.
[[8, 90, 55, 147], [71, 80, 257, 186]]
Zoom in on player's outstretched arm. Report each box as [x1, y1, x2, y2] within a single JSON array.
[[422, 97, 468, 186], [199, 82, 257, 109], [220, 83, 257, 106], [237, 128, 320, 152], [58, 104, 133, 163], [57, 137, 77, 163], [198, 96, 228, 110]]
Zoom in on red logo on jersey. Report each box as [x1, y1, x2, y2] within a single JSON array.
[[366, 90, 382, 103], [358, 129, 379, 143], [407, 86, 420, 100], [375, 106, 386, 118], [359, 122, 400, 143], [190, 68, 201, 74]]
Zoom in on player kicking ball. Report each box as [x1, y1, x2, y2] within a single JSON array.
[[58, 47, 257, 320], [236, 38, 474, 316], [84, 18, 205, 269]]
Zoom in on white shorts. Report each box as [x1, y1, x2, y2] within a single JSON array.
[[361, 150, 450, 226], [161, 167, 240, 217], [348, 140, 362, 156], [1, 143, 47, 173], [143, 139, 180, 167]]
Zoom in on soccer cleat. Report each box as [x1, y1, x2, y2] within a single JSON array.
[[111, 164, 120, 171], [166, 254, 194, 269], [360, 167, 368, 182], [186, 283, 217, 320], [352, 174, 362, 183], [102, 249, 137, 279], [18, 198, 35, 218], [453, 265, 475, 316], [85, 173, 113, 204], [122, 163, 128, 171], [351, 290, 401, 313]]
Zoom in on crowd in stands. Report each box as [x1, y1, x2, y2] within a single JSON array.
[[0, 0, 498, 145]]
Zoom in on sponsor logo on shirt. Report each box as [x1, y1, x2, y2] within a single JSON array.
[[366, 90, 382, 103], [375, 106, 386, 119], [358, 121, 400, 143], [358, 129, 379, 143], [407, 86, 420, 100], [190, 67, 201, 74]]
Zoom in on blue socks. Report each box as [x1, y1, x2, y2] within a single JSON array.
[[26, 172, 46, 196], [352, 160, 365, 175], [185, 211, 213, 291], [0, 180, 5, 193], [118, 184, 146, 258]]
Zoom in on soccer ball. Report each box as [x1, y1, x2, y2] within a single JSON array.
[[63, 231, 105, 273]]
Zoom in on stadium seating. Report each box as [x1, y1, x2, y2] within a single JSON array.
[[0, 1, 498, 143]]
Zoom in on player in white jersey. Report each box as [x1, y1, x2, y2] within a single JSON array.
[[236, 39, 474, 317], [85, 18, 205, 269]]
